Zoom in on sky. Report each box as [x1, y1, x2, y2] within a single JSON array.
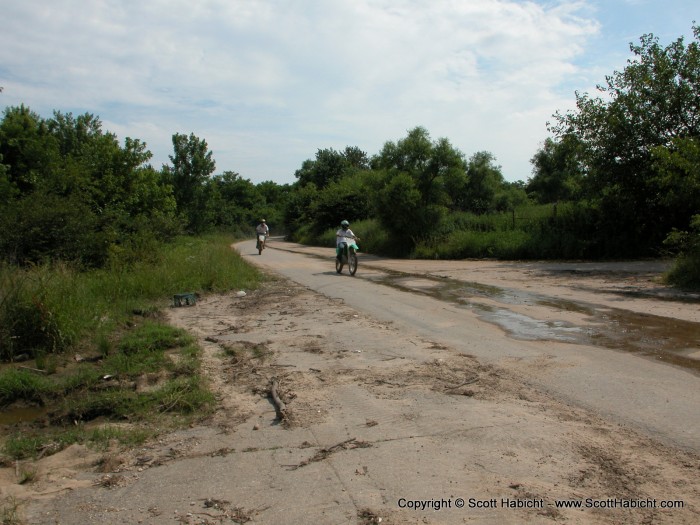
[[1, 1, 697, 185]]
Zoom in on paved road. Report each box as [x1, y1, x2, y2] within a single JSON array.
[[240, 238, 700, 451]]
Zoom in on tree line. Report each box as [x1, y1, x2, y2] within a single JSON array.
[[1, 26, 698, 287], [0, 108, 288, 268]]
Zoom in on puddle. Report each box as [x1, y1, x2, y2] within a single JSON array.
[[373, 272, 700, 374], [0, 405, 47, 425], [271, 247, 700, 373], [473, 306, 585, 343]]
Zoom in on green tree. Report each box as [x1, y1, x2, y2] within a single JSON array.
[[294, 147, 368, 189], [374, 171, 422, 242], [464, 151, 505, 214], [256, 181, 291, 226], [374, 127, 467, 207], [652, 137, 700, 221], [282, 183, 319, 241], [310, 172, 372, 235], [664, 214, 700, 289], [0, 105, 58, 194], [204, 171, 260, 228], [342, 146, 370, 171], [0, 106, 179, 266], [550, 25, 700, 253], [164, 133, 216, 232], [527, 136, 584, 203]]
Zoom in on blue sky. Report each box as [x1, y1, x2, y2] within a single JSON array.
[[1, 1, 697, 185]]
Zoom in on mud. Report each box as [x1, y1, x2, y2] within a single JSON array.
[[375, 272, 700, 373]]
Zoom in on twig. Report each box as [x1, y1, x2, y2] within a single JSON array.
[[445, 377, 479, 392], [270, 377, 287, 422], [18, 366, 47, 374], [287, 437, 371, 470]]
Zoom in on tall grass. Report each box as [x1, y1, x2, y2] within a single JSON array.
[[664, 215, 700, 290], [412, 202, 608, 260], [416, 229, 532, 259], [0, 232, 253, 458], [0, 233, 261, 362]]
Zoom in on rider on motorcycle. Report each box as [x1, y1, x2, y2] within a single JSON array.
[[256, 219, 269, 250], [336, 220, 359, 261]]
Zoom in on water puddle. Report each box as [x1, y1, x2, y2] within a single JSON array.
[[0, 405, 47, 425], [371, 271, 700, 374], [474, 306, 586, 343]]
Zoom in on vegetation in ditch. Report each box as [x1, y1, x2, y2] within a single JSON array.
[[0, 233, 261, 460]]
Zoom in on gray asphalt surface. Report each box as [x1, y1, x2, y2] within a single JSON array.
[[242, 238, 700, 451]]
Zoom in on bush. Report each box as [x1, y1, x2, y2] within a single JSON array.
[[0, 268, 68, 362], [0, 192, 107, 267], [664, 215, 700, 290], [313, 219, 394, 257], [415, 229, 531, 259]]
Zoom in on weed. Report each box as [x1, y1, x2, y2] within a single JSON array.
[[152, 376, 215, 414], [0, 497, 26, 525], [16, 466, 37, 485]]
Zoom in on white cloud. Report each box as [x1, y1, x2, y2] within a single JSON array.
[[9, 0, 687, 184]]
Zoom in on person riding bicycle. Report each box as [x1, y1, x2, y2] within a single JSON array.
[[256, 219, 269, 250], [336, 220, 359, 261]]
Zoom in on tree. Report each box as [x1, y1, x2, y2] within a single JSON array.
[[527, 136, 584, 203], [651, 136, 700, 235], [294, 147, 368, 189], [0, 106, 179, 266], [310, 173, 372, 235], [204, 171, 260, 228], [464, 151, 505, 214], [342, 146, 370, 171], [0, 105, 58, 194], [282, 183, 319, 241], [550, 25, 700, 252], [255, 181, 291, 231], [373, 126, 466, 207], [164, 133, 216, 232], [373, 171, 423, 250]]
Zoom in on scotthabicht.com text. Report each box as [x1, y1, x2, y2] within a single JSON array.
[[396, 497, 685, 512]]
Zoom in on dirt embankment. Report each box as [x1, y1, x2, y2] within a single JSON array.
[[4, 254, 700, 524]]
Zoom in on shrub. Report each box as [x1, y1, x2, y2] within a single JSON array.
[[664, 215, 700, 290], [0, 269, 68, 362]]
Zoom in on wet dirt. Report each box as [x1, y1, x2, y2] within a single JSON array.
[[374, 272, 700, 374], [6, 243, 700, 524], [0, 406, 47, 426]]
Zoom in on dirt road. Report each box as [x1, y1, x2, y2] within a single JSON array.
[[18, 239, 700, 524]]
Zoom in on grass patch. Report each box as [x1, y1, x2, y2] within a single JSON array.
[[0, 370, 51, 407], [0, 233, 255, 460], [416, 229, 532, 259], [0, 233, 261, 363]]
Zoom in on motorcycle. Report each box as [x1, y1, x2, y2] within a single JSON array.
[[335, 241, 359, 276], [256, 234, 268, 255]]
